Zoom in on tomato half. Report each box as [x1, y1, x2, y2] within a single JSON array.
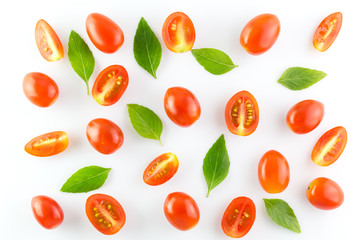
[[143, 153, 179, 186], [25, 131, 68, 157], [221, 196, 256, 238], [31, 195, 64, 229], [313, 12, 342, 52], [86, 193, 126, 235], [240, 14, 280, 55], [35, 19, 64, 61], [225, 90, 259, 136], [306, 177, 344, 210], [86, 118, 124, 154], [162, 12, 195, 53], [92, 65, 129, 106], [164, 192, 200, 231], [86, 13, 124, 53]]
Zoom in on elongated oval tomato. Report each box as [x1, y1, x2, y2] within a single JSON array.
[[86, 13, 124, 53], [31, 195, 64, 229], [25, 131, 68, 157], [312, 126, 347, 166], [86, 194, 126, 235], [92, 65, 129, 106], [162, 12, 195, 53], [313, 12, 342, 52], [35, 19, 64, 61], [221, 196, 256, 238], [143, 153, 179, 186], [225, 90, 259, 136]]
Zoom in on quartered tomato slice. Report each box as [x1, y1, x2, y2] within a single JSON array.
[[25, 131, 68, 157], [313, 12, 342, 52], [143, 153, 179, 186]]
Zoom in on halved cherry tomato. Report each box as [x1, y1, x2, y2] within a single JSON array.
[[311, 126, 347, 166], [86, 193, 126, 235], [221, 196, 256, 238], [31, 195, 64, 229], [162, 12, 196, 53], [225, 90, 259, 136], [86, 118, 124, 154], [35, 19, 64, 61], [306, 177, 344, 210], [92, 65, 129, 106], [313, 12, 342, 52], [25, 131, 68, 157], [143, 153, 179, 186], [86, 13, 124, 53]]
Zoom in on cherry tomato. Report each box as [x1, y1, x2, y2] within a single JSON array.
[[86, 13, 124, 53], [86, 193, 126, 235], [164, 192, 200, 231], [313, 12, 342, 52], [306, 177, 344, 210], [225, 90, 259, 136], [92, 65, 129, 106], [143, 153, 179, 186], [240, 14, 280, 55], [164, 87, 201, 127], [162, 12, 195, 53], [86, 118, 124, 154], [35, 19, 64, 61], [312, 126, 347, 166], [286, 99, 324, 134], [31, 195, 64, 229], [221, 196, 256, 238], [25, 131, 68, 157]]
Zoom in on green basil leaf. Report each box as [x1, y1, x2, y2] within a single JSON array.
[[277, 67, 327, 90], [263, 198, 301, 233], [68, 30, 95, 95], [127, 104, 163, 145], [60, 166, 111, 193], [203, 134, 230, 197], [191, 48, 238, 75], [133, 17, 162, 79]]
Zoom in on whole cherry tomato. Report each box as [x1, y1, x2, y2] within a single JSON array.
[[25, 131, 68, 157], [31, 195, 64, 229], [313, 12, 342, 52], [143, 153, 179, 186]]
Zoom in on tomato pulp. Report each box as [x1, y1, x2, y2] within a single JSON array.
[[143, 153, 179, 186], [31, 195, 64, 229], [313, 12, 342, 52], [25, 131, 68, 157]]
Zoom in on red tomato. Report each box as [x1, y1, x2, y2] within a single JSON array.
[[31, 195, 64, 229], [35, 19, 64, 61], [286, 100, 324, 134], [86, 118, 124, 154], [164, 192, 200, 231], [306, 177, 344, 210], [240, 14, 280, 55], [164, 87, 201, 127], [162, 12, 195, 53], [86, 13, 124, 53], [225, 90, 259, 136], [312, 126, 347, 166], [143, 153, 179, 186], [86, 193, 126, 235], [221, 196, 256, 238], [313, 12, 342, 52], [92, 65, 128, 106], [25, 131, 68, 157]]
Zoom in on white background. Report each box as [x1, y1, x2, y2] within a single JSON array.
[[1, 0, 359, 239]]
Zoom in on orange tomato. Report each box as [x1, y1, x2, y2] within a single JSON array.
[[313, 12, 342, 52], [143, 153, 179, 186], [25, 131, 68, 157]]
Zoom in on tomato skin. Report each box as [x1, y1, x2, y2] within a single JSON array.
[[307, 177, 344, 210], [31, 195, 64, 229], [25, 131, 68, 157], [164, 192, 200, 231], [313, 12, 342, 52], [92, 65, 129, 106], [143, 153, 179, 186], [86, 118, 124, 154], [86, 13, 124, 53], [221, 196, 256, 238], [240, 14, 280, 55]]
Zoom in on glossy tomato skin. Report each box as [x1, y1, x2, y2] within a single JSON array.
[[86, 118, 124, 154], [143, 153, 179, 186], [225, 90, 259, 136], [162, 12, 195, 53], [86, 13, 124, 53], [31, 195, 64, 229], [221, 196, 256, 238], [86, 193, 126, 235], [307, 177, 344, 210], [240, 14, 280, 55], [92, 65, 129, 106], [313, 12, 342, 52], [25, 131, 68, 157], [164, 87, 201, 127], [164, 192, 200, 231]]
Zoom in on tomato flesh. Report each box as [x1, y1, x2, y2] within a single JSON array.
[[313, 12, 342, 52], [31, 195, 64, 229], [143, 153, 179, 186], [25, 131, 68, 157]]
